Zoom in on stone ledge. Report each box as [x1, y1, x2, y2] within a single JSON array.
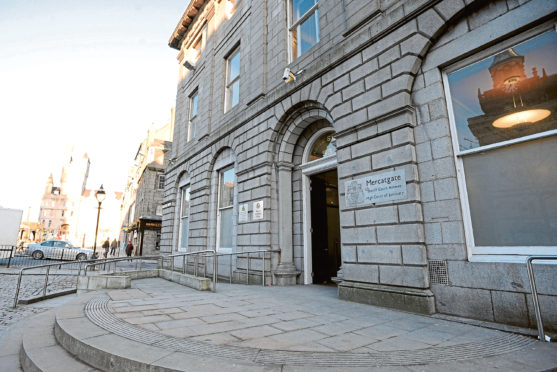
[[338, 280, 435, 314], [76, 269, 212, 292], [159, 269, 212, 291]]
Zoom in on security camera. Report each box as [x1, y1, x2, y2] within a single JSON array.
[[283, 67, 296, 83], [183, 60, 196, 71]]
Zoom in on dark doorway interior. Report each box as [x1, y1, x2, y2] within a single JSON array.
[[310, 169, 341, 284]]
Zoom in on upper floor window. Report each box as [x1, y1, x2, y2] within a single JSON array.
[[188, 90, 198, 141], [190, 25, 207, 63], [289, 0, 320, 61], [157, 175, 165, 190], [225, 47, 240, 112]]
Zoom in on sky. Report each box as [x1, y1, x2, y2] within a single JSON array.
[[0, 0, 186, 219]]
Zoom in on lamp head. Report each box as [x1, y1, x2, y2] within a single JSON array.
[[95, 184, 106, 203]]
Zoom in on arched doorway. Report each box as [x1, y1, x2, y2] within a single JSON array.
[[300, 129, 341, 284]]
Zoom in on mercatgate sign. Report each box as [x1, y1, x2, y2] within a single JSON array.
[[345, 169, 407, 207]]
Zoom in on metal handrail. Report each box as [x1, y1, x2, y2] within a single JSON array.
[[163, 250, 217, 291], [83, 255, 162, 275], [214, 249, 280, 286], [13, 258, 98, 308], [526, 255, 556, 342], [176, 249, 280, 286]]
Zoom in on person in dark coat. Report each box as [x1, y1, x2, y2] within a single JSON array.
[[125, 241, 134, 257], [102, 238, 110, 258]]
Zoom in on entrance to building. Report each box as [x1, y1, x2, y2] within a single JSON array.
[[310, 169, 341, 284]]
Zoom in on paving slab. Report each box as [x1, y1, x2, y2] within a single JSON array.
[[2, 276, 556, 371]]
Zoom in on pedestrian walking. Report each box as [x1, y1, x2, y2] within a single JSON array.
[[125, 241, 134, 257], [110, 238, 118, 256], [102, 238, 110, 258]]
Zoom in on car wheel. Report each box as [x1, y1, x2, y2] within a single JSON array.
[[76, 253, 87, 260], [32, 250, 44, 260]]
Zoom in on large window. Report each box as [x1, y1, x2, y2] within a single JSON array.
[[445, 29, 557, 259], [217, 167, 235, 251], [179, 186, 190, 251], [188, 91, 198, 141], [225, 48, 240, 112], [289, 0, 320, 61]]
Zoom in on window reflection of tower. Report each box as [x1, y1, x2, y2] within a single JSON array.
[[468, 47, 557, 146]]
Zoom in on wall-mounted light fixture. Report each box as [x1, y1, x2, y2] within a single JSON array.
[[183, 61, 196, 71]]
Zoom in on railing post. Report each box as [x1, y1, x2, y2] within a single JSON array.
[[43, 266, 51, 297], [204, 254, 207, 278], [138, 258, 142, 271], [213, 251, 217, 292], [13, 270, 23, 308], [230, 254, 233, 284], [527, 256, 549, 342], [262, 251, 265, 287], [195, 255, 198, 276], [246, 253, 250, 285], [7, 245, 14, 268], [182, 255, 186, 274]]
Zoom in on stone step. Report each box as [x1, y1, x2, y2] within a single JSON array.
[[0, 321, 26, 371], [54, 292, 275, 371], [20, 310, 99, 372]]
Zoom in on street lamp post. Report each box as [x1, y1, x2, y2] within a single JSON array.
[[92, 185, 106, 259]]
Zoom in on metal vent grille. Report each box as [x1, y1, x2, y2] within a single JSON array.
[[429, 260, 449, 285]]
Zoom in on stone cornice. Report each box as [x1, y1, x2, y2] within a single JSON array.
[[169, 0, 209, 50]]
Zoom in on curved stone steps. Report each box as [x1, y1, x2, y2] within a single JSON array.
[[19, 310, 99, 372], [53, 293, 277, 371]]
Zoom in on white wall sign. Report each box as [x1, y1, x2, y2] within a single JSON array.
[[253, 200, 264, 220], [239, 203, 248, 222], [345, 169, 406, 207]]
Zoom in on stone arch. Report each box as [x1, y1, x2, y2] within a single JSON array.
[[270, 100, 337, 285], [270, 100, 335, 164]]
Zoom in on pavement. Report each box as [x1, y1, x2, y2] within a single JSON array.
[[1, 275, 556, 371], [88, 278, 557, 370], [0, 273, 77, 333]]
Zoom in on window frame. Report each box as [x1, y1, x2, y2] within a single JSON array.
[[178, 185, 191, 252], [216, 166, 235, 253], [187, 90, 198, 142], [442, 25, 557, 263], [288, 0, 320, 62], [157, 175, 165, 190], [224, 47, 241, 112]]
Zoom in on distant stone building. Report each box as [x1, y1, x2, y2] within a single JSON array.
[[39, 150, 122, 247], [120, 121, 173, 256], [161, 0, 557, 332], [39, 151, 90, 241]]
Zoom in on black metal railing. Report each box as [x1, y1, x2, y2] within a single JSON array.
[[0, 245, 16, 268], [0, 245, 121, 268]]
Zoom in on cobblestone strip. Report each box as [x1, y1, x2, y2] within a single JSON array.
[[85, 295, 537, 367]]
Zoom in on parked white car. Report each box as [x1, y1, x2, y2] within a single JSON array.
[[26, 240, 93, 261]]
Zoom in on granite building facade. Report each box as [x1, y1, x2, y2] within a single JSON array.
[[161, 0, 557, 331]]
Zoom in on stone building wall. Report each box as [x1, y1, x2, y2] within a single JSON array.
[[161, 0, 557, 331]]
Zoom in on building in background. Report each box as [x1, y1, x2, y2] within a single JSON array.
[[120, 119, 173, 256], [161, 0, 557, 332], [38, 149, 122, 247]]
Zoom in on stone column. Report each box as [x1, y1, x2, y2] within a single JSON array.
[[273, 162, 299, 285]]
